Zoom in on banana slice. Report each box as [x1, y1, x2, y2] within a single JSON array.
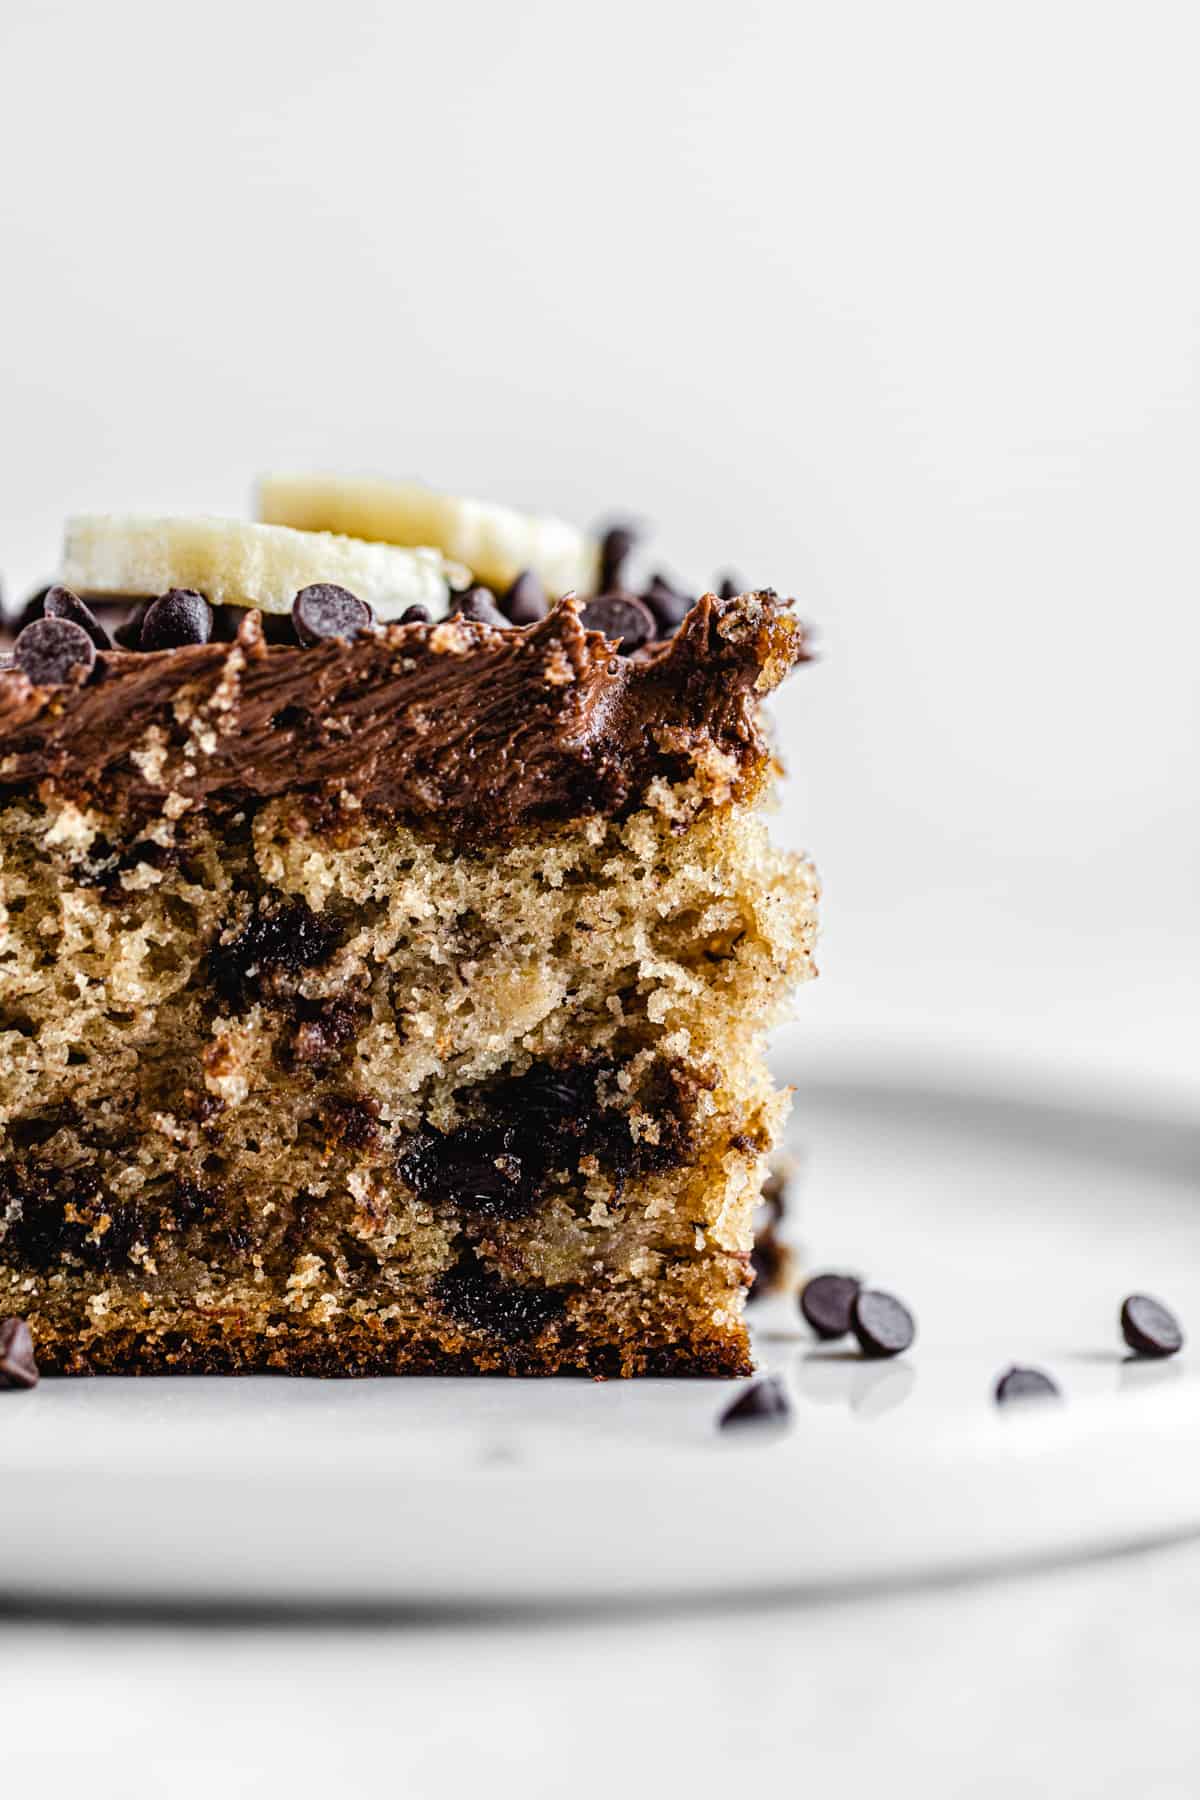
[[257, 474, 601, 598], [60, 517, 468, 621]]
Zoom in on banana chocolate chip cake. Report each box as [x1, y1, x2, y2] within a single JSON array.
[[0, 482, 818, 1376]]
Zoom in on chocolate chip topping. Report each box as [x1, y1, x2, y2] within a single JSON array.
[[0, 593, 809, 845], [1121, 1293, 1184, 1359], [452, 586, 510, 629], [579, 593, 656, 653], [140, 589, 213, 651], [717, 573, 744, 602], [292, 583, 373, 647], [0, 1316, 39, 1390], [398, 603, 432, 625], [800, 1272, 862, 1340], [502, 569, 549, 625], [719, 1374, 792, 1430], [43, 585, 113, 651], [851, 1289, 916, 1359], [13, 615, 97, 686], [994, 1365, 1060, 1405], [598, 522, 639, 593]]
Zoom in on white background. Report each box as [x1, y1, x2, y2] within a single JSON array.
[[2, 0, 1196, 1098], [1, 9, 1198, 1793]]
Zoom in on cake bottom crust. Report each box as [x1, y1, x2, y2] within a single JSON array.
[[27, 1310, 753, 1380]]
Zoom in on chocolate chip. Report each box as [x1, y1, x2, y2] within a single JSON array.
[[291, 583, 373, 647], [579, 593, 656, 653], [716, 573, 744, 601], [398, 603, 432, 625], [599, 522, 639, 593], [0, 1317, 39, 1390], [1121, 1294, 1184, 1359], [643, 574, 692, 634], [994, 1365, 1060, 1405], [399, 1125, 535, 1220], [719, 1374, 792, 1431], [800, 1272, 862, 1340], [140, 588, 213, 651], [13, 615, 97, 686], [747, 1232, 788, 1302], [851, 1289, 915, 1359], [434, 1261, 566, 1343], [42, 584, 113, 651], [502, 569, 548, 625], [452, 586, 509, 628]]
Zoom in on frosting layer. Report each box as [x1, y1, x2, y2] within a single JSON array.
[[0, 593, 808, 840]]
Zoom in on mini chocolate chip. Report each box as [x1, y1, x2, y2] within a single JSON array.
[[719, 1374, 792, 1431], [140, 588, 213, 651], [0, 1316, 39, 1390], [502, 569, 548, 625], [800, 1272, 862, 1340], [452, 586, 509, 628], [747, 1231, 789, 1302], [716, 573, 744, 601], [599, 522, 639, 592], [579, 593, 656, 653], [43, 584, 113, 651], [13, 615, 97, 685], [398, 603, 432, 625], [1121, 1294, 1184, 1359], [851, 1289, 916, 1359], [643, 574, 692, 634], [994, 1365, 1060, 1405], [292, 583, 373, 647]]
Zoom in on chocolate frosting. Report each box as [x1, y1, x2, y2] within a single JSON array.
[[0, 593, 808, 840]]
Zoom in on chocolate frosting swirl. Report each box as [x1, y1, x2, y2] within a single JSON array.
[[0, 593, 808, 840]]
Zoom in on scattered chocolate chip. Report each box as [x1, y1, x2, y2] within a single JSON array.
[[851, 1288, 916, 1359], [13, 615, 97, 686], [502, 569, 548, 625], [452, 586, 509, 628], [398, 603, 432, 625], [140, 588, 213, 651], [747, 1232, 790, 1302], [291, 583, 373, 647], [719, 1374, 792, 1431], [599, 522, 640, 592], [0, 1317, 39, 1390], [994, 1365, 1060, 1405], [800, 1272, 862, 1341], [42, 584, 113, 651], [579, 593, 656, 653], [1121, 1294, 1184, 1359], [716, 573, 744, 601], [643, 574, 692, 634]]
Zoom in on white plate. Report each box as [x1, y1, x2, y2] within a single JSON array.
[[1, 1066, 1197, 1608]]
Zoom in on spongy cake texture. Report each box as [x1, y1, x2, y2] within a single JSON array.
[[0, 780, 817, 1375]]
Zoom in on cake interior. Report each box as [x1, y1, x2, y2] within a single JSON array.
[[0, 780, 817, 1375]]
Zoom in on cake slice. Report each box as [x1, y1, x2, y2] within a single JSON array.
[[0, 510, 817, 1376]]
